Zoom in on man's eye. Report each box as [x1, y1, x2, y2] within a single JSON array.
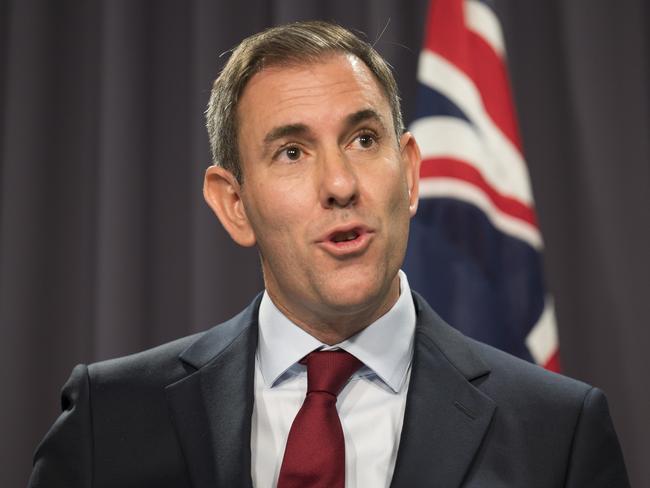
[[357, 134, 376, 148], [284, 146, 301, 161]]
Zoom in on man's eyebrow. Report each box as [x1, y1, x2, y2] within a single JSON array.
[[344, 109, 387, 131], [263, 123, 310, 146], [260, 110, 386, 155]]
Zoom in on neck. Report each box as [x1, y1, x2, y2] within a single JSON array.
[[266, 276, 401, 345]]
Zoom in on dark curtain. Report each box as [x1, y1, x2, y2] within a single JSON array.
[[1, 1, 648, 486]]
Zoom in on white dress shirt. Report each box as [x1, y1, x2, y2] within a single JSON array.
[[251, 270, 416, 488]]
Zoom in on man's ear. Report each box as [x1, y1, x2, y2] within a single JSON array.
[[400, 131, 422, 217], [203, 165, 256, 247]]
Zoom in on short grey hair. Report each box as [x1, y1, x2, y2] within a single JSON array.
[[205, 20, 404, 183]]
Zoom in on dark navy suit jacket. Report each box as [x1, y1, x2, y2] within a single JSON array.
[[29, 292, 630, 487]]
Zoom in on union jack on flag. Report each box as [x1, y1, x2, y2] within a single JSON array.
[[404, 0, 560, 371]]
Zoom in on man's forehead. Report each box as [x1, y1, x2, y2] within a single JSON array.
[[237, 54, 392, 134]]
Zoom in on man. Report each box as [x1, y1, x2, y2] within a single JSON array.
[[30, 21, 629, 488]]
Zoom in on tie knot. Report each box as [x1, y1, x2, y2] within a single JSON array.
[[302, 350, 363, 396]]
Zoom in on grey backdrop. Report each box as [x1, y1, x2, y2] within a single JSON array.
[[1, 1, 648, 486]]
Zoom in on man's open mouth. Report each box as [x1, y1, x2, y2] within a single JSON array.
[[331, 229, 360, 243], [317, 225, 372, 256]]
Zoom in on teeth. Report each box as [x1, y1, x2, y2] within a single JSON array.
[[332, 231, 358, 243]]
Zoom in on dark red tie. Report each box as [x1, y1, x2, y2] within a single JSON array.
[[277, 350, 363, 488]]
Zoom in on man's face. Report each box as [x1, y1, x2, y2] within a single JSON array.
[[208, 53, 420, 335]]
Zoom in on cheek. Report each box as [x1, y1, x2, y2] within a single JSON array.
[[244, 181, 308, 247], [379, 170, 412, 247], [378, 163, 411, 215]]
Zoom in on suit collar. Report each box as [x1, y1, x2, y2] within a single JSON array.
[[166, 291, 495, 488], [390, 292, 495, 488], [410, 291, 490, 382], [177, 295, 262, 369], [257, 270, 416, 393], [165, 295, 262, 488]]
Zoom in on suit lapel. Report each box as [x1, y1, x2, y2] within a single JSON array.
[[165, 298, 261, 488], [390, 293, 496, 488], [164, 292, 494, 487]]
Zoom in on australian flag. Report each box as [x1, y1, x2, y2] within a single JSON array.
[[404, 0, 560, 371]]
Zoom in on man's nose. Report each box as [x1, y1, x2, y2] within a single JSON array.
[[318, 149, 359, 209]]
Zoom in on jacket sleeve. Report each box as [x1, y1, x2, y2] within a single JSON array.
[[29, 364, 93, 488], [564, 386, 630, 487]]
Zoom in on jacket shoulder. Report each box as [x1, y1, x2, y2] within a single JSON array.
[[410, 292, 629, 486], [88, 333, 201, 388], [87, 294, 261, 386], [412, 289, 591, 405], [468, 336, 591, 407]]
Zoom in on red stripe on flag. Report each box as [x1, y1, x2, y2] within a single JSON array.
[[423, 0, 522, 151], [543, 349, 561, 373], [420, 157, 538, 227]]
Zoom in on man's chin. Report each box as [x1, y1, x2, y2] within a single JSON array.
[[316, 277, 398, 320]]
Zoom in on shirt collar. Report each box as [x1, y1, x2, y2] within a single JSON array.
[[257, 270, 416, 393]]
